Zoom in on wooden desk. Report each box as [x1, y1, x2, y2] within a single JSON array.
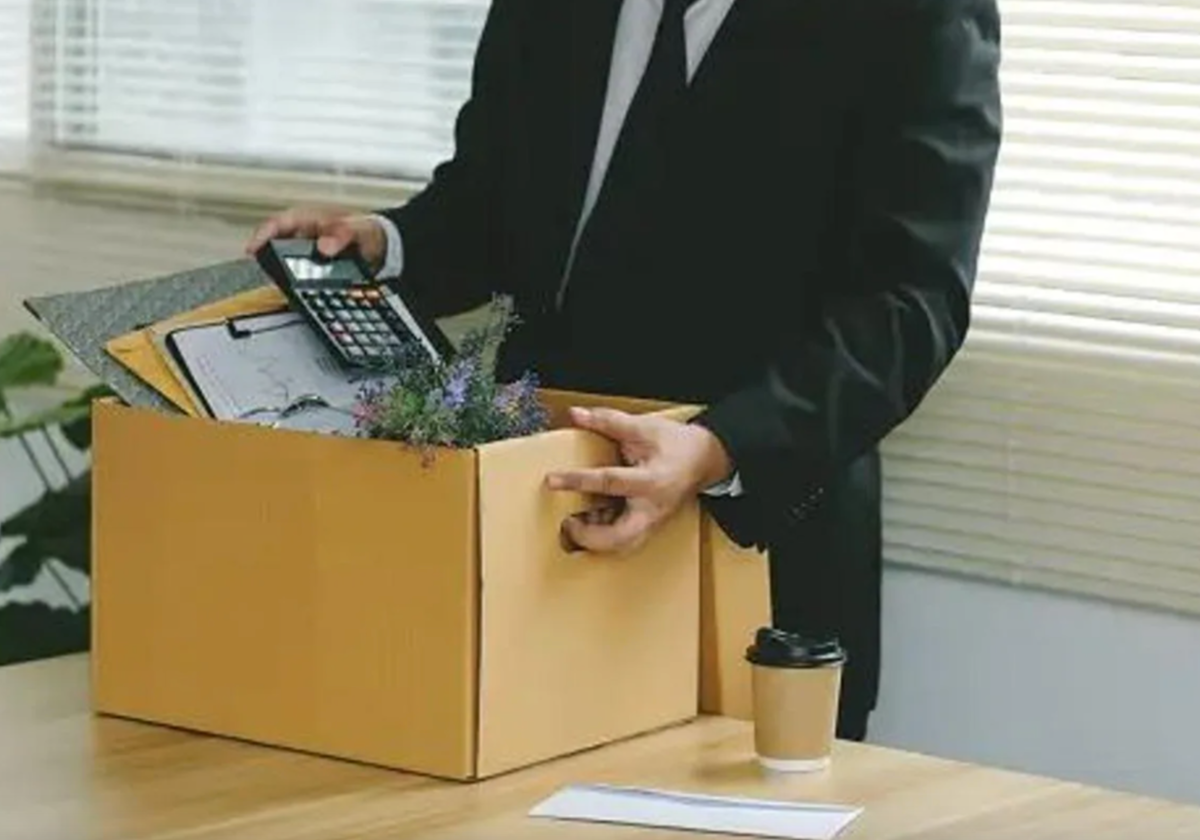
[[3, 655, 1199, 840]]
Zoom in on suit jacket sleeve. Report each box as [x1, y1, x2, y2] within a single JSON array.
[[694, 0, 1003, 539], [375, 0, 519, 318]]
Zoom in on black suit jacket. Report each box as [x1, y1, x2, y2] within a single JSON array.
[[382, 0, 1002, 718]]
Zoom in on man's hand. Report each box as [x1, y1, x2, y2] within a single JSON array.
[[546, 407, 733, 554], [243, 206, 388, 273]]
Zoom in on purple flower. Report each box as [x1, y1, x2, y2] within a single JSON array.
[[346, 298, 548, 450], [443, 364, 472, 410], [493, 384, 518, 417]]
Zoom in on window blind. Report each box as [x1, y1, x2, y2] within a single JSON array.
[[882, 0, 1200, 616], [30, 0, 491, 181], [0, 0, 30, 141]]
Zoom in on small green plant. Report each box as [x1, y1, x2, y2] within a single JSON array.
[[353, 300, 549, 452], [0, 331, 111, 666]]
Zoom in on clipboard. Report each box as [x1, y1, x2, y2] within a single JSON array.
[[159, 310, 394, 434]]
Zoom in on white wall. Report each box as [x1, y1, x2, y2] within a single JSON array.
[[871, 565, 1200, 807]]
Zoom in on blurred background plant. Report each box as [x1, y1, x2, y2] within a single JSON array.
[[0, 331, 111, 666]]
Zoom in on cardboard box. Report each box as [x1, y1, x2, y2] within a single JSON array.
[[90, 390, 701, 781], [699, 517, 771, 720]]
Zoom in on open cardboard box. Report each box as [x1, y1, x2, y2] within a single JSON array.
[[90, 389, 701, 780]]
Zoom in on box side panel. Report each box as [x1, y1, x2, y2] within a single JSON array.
[[474, 429, 700, 777], [91, 403, 478, 779], [699, 516, 770, 720]]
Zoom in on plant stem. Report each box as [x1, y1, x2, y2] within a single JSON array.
[[45, 561, 83, 612]]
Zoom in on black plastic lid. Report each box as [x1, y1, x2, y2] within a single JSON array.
[[744, 627, 847, 669]]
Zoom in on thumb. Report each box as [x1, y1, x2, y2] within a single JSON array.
[[316, 221, 356, 258]]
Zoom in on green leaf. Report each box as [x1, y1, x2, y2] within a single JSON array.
[[0, 383, 112, 444], [0, 542, 46, 592], [59, 384, 114, 450], [0, 333, 64, 412], [0, 603, 90, 666], [0, 402, 93, 441], [0, 474, 92, 577]]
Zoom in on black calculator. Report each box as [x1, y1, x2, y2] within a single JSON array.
[[254, 238, 454, 369]]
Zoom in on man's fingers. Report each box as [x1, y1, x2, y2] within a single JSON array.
[[244, 217, 283, 255], [568, 406, 647, 444], [245, 209, 307, 254], [562, 505, 653, 555], [316, 221, 356, 258], [244, 208, 340, 256], [546, 465, 655, 497]]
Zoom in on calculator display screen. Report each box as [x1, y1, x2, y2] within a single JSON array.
[[284, 256, 365, 283]]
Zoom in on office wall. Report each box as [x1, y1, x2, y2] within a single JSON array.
[[871, 565, 1200, 807]]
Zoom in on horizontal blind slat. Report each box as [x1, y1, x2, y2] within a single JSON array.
[[31, 0, 492, 178]]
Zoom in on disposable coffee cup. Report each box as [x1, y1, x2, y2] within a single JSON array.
[[745, 627, 847, 773]]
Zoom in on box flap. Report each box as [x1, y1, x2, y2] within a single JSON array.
[[699, 517, 769, 719], [474, 424, 700, 777]]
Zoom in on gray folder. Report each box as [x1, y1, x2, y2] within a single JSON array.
[[23, 258, 269, 413]]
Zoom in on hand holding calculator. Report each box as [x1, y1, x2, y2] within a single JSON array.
[[253, 238, 454, 369]]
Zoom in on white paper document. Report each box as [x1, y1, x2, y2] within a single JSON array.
[[163, 311, 394, 433], [529, 783, 863, 840]]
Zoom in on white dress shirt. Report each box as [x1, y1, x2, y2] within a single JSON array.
[[374, 0, 744, 496]]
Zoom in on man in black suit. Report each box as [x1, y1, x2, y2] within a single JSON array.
[[247, 0, 1003, 740]]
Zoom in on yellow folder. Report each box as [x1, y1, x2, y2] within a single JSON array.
[[104, 285, 288, 416]]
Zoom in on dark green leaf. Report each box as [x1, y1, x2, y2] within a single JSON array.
[[0, 474, 92, 576], [0, 542, 46, 592], [0, 603, 90, 666], [0, 333, 64, 405]]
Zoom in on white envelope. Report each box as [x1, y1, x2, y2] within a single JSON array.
[[530, 783, 863, 840]]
